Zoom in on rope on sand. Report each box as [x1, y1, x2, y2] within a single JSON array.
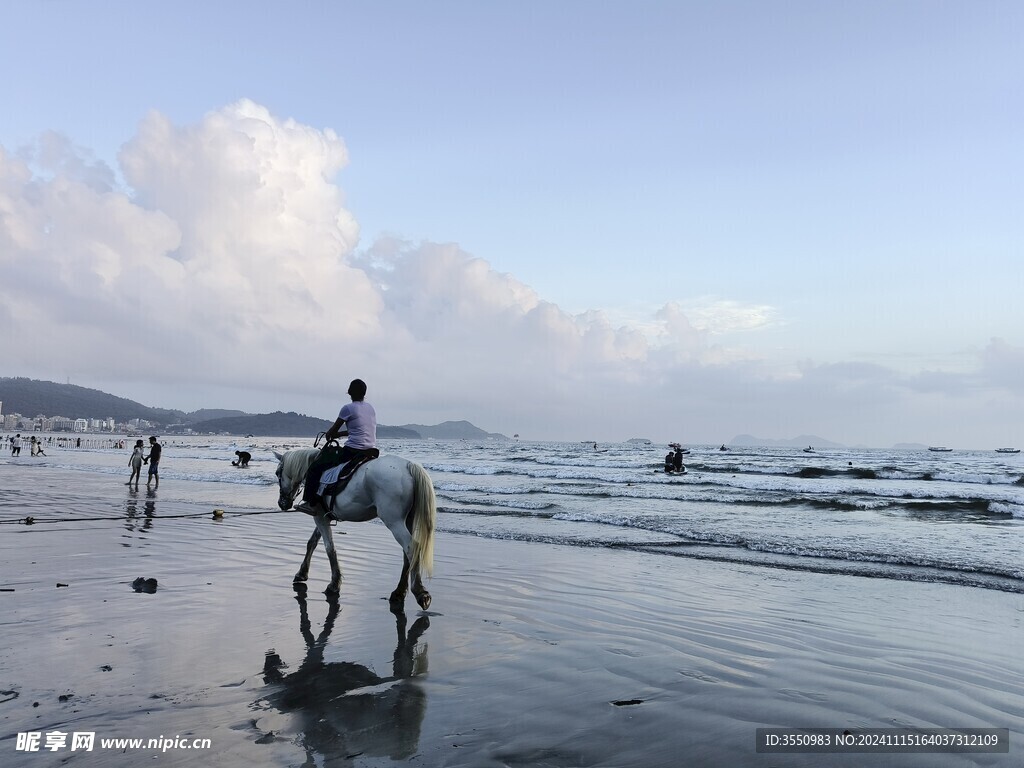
[[0, 509, 285, 526]]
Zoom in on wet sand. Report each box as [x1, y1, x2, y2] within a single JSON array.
[[1, 467, 1023, 766]]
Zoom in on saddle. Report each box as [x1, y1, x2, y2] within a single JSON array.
[[316, 447, 380, 512]]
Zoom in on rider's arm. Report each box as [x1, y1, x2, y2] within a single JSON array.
[[325, 416, 349, 442]]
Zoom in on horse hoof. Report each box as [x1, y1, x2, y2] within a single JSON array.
[[415, 592, 432, 610], [325, 584, 341, 596], [292, 574, 308, 583]]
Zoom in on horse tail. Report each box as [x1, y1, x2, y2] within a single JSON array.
[[408, 461, 436, 578]]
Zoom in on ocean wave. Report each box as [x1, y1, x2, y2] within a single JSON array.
[[437, 495, 557, 511], [989, 502, 1024, 518], [434, 523, 1024, 593]]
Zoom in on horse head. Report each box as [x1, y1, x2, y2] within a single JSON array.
[[273, 450, 299, 511]]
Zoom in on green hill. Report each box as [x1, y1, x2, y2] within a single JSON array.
[[401, 420, 507, 439], [1, 378, 498, 439], [186, 411, 420, 438], [0, 377, 183, 424]]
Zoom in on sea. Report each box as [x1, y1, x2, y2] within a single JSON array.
[[4, 436, 1024, 594]]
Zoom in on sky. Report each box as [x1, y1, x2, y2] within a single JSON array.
[[1, 1, 1022, 447]]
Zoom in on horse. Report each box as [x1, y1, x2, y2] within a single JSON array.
[[273, 448, 436, 609]]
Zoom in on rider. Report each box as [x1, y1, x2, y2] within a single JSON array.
[[296, 378, 377, 516]]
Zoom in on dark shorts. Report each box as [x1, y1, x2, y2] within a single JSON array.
[[148, 461, 159, 476]]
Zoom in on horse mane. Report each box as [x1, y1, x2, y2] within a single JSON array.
[[282, 448, 319, 484]]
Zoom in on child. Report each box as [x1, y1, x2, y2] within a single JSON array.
[[127, 439, 144, 487]]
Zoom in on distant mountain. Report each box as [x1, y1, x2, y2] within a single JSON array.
[[184, 408, 248, 423], [2, 378, 503, 439], [398, 420, 508, 440], [187, 411, 421, 438], [188, 411, 332, 436], [0, 377, 184, 424], [730, 434, 846, 448]]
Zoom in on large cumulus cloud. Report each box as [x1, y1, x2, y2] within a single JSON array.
[[2, 101, 1020, 444]]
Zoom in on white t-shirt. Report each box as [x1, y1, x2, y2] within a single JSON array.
[[339, 401, 377, 449]]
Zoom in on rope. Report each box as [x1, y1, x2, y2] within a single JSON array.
[[0, 509, 285, 526]]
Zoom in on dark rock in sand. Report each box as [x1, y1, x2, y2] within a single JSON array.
[[132, 577, 158, 593]]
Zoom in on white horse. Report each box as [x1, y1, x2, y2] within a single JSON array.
[[273, 449, 436, 609]]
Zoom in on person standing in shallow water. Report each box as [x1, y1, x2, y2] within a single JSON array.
[[144, 436, 162, 489], [127, 439, 145, 487], [296, 378, 377, 516]]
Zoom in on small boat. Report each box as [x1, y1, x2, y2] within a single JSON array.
[[803, 446, 814, 453], [995, 448, 1020, 454], [928, 447, 953, 452], [719, 444, 729, 451]]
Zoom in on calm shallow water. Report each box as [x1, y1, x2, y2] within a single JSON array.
[[4, 436, 1023, 592]]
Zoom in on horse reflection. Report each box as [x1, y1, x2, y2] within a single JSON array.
[[261, 589, 429, 763]]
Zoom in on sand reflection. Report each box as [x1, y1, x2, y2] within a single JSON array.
[[261, 588, 429, 762], [122, 489, 156, 540]]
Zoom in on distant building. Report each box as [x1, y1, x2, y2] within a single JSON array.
[[73, 418, 88, 432]]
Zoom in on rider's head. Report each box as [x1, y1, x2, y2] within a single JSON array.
[[348, 378, 367, 401]]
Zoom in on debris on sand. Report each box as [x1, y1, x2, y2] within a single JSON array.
[[132, 577, 158, 593]]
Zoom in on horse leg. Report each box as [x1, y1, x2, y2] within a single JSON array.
[[385, 522, 432, 611], [314, 515, 343, 595], [382, 514, 432, 610], [411, 571, 431, 611], [294, 528, 321, 583], [390, 555, 412, 607]]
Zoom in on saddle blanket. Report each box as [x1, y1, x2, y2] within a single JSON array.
[[318, 461, 353, 495], [316, 450, 379, 506]]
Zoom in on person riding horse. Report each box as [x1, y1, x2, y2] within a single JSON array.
[[296, 378, 377, 517]]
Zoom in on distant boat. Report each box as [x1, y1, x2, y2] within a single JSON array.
[[719, 444, 729, 451], [803, 446, 814, 453], [995, 448, 1020, 453], [928, 447, 953, 452]]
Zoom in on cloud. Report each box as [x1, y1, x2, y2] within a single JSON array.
[[680, 298, 780, 334], [1, 101, 1018, 446], [980, 338, 1024, 393]]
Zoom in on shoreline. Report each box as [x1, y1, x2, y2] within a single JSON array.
[[1, 467, 1023, 766]]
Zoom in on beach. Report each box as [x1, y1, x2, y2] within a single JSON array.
[[1, 457, 1023, 767]]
